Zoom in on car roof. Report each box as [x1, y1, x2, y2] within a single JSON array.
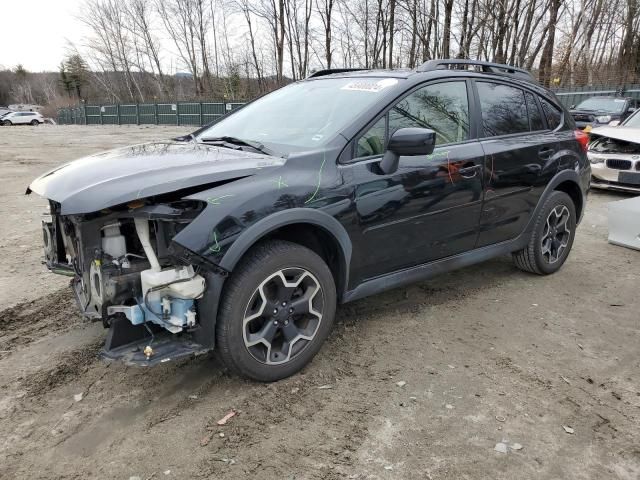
[[306, 65, 545, 89], [308, 68, 417, 79]]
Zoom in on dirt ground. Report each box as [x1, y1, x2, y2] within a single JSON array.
[[0, 126, 638, 480]]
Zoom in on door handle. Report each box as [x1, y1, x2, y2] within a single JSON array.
[[458, 164, 481, 178], [539, 147, 555, 159]]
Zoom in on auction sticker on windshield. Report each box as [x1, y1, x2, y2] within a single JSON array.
[[341, 78, 398, 93]]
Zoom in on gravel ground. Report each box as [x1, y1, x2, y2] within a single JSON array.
[[0, 126, 638, 480]]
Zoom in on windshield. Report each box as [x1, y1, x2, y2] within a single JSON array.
[[197, 77, 401, 154], [622, 109, 640, 127], [575, 97, 626, 113]]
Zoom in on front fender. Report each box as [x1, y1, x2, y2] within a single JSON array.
[[219, 207, 352, 278]]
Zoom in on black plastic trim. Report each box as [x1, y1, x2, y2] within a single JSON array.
[[343, 234, 528, 303], [219, 208, 353, 294]]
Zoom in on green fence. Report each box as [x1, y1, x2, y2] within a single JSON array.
[[56, 84, 640, 125], [57, 101, 246, 126], [553, 84, 640, 107]]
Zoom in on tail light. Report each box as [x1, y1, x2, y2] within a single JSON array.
[[574, 129, 589, 152]]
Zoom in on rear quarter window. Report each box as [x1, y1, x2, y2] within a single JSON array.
[[540, 98, 563, 130], [525, 92, 544, 131]]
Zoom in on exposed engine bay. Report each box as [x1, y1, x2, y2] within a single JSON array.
[[42, 198, 207, 348], [589, 135, 640, 154], [588, 126, 640, 193]]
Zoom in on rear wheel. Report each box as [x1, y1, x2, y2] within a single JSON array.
[[512, 191, 576, 275], [30, 119, 39, 126], [216, 240, 336, 381]]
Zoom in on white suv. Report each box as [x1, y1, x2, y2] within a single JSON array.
[[1, 111, 45, 126]]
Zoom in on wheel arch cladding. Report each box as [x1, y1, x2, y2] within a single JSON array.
[[218, 208, 352, 300], [554, 180, 583, 220]]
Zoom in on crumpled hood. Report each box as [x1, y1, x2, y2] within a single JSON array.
[[28, 141, 286, 214], [589, 126, 640, 144]]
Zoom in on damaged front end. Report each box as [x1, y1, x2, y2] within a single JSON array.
[[29, 140, 287, 365], [588, 126, 640, 192], [42, 198, 213, 365]]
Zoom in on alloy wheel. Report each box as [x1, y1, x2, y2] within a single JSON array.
[[541, 205, 571, 264], [243, 267, 324, 365]]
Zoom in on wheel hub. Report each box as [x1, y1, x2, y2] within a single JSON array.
[[242, 267, 324, 365], [541, 205, 571, 264]]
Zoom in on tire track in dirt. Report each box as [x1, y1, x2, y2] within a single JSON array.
[[20, 340, 104, 398], [0, 288, 85, 357]]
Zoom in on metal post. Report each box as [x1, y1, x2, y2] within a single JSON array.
[[199, 102, 203, 126], [154, 103, 158, 125], [136, 104, 140, 125], [116, 104, 121, 125], [176, 102, 179, 126], [99, 105, 103, 125]]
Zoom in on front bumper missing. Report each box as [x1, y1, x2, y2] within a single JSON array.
[[101, 316, 208, 366]]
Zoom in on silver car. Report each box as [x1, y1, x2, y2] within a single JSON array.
[[589, 109, 640, 193]]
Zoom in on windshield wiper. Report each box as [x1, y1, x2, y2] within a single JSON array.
[[199, 136, 275, 156]]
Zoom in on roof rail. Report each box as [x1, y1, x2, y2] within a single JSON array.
[[417, 59, 534, 81], [307, 68, 367, 78]]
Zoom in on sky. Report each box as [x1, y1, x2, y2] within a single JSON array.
[[0, 0, 88, 72]]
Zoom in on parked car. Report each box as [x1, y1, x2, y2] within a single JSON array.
[[1, 111, 45, 126], [28, 59, 590, 381], [589, 108, 640, 193], [569, 96, 638, 129]]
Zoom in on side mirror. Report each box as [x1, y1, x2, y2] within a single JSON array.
[[570, 104, 576, 109], [627, 107, 636, 113], [379, 128, 436, 174], [608, 120, 621, 127]]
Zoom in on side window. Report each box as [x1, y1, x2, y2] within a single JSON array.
[[477, 82, 529, 136], [389, 81, 469, 145], [525, 92, 544, 131], [356, 116, 386, 157], [354, 81, 470, 159], [540, 98, 562, 130]]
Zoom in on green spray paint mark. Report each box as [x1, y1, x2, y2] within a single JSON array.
[[273, 176, 288, 189], [206, 194, 234, 205], [425, 150, 450, 162], [305, 152, 327, 204], [208, 230, 221, 253]]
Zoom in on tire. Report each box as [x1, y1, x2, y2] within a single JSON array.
[[30, 119, 39, 126], [512, 191, 576, 275], [2, 120, 12, 126], [216, 240, 337, 381]]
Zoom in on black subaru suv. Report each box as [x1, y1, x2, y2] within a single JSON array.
[[29, 60, 590, 381]]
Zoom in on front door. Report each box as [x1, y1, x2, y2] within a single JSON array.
[[346, 80, 484, 282]]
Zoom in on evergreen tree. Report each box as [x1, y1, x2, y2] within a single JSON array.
[[59, 62, 73, 97], [62, 54, 89, 100]]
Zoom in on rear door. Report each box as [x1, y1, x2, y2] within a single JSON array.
[[474, 81, 560, 247], [347, 79, 485, 281]]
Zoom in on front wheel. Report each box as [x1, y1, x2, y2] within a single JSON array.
[[2, 120, 12, 126], [512, 191, 576, 275], [216, 240, 336, 381]]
